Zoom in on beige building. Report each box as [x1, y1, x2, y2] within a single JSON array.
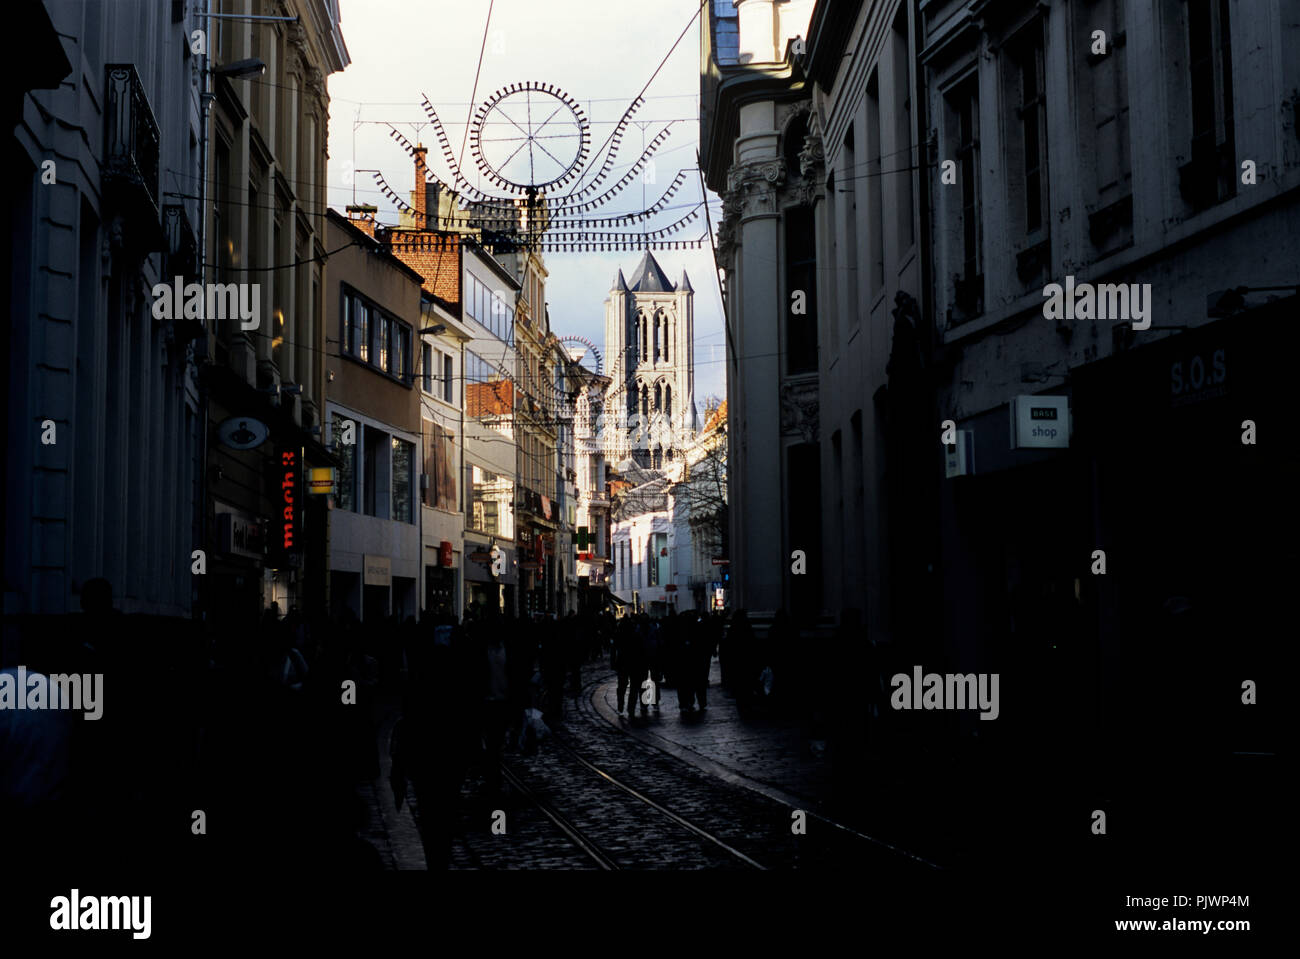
[[200, 0, 348, 625]]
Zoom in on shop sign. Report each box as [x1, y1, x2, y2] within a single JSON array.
[[363, 554, 391, 587], [1010, 395, 1069, 449]]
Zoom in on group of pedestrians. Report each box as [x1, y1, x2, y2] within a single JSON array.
[[612, 610, 724, 716]]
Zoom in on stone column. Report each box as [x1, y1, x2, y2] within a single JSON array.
[[724, 141, 786, 615]]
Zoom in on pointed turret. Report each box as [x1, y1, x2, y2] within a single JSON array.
[[678, 269, 693, 293], [626, 251, 675, 292], [614, 268, 628, 292]]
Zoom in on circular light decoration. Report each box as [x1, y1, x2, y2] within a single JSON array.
[[558, 335, 603, 375], [470, 82, 591, 194]]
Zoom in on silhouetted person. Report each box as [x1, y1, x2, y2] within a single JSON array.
[[614, 617, 643, 715]]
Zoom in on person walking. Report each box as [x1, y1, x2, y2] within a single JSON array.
[[614, 617, 643, 715]]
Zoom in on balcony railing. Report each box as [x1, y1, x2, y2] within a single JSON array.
[[163, 203, 198, 282], [104, 64, 162, 243]]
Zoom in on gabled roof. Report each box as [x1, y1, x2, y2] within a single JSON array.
[[626, 251, 676, 293]]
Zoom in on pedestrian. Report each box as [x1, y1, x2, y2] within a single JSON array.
[[614, 617, 644, 715], [728, 609, 755, 707], [390, 617, 463, 867], [480, 612, 511, 797], [694, 613, 717, 711]]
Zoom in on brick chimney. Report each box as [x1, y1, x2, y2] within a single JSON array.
[[345, 204, 378, 238], [413, 143, 429, 226]]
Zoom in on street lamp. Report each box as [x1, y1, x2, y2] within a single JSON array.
[[213, 58, 266, 79]]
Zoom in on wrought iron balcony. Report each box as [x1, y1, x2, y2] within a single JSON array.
[[163, 203, 198, 282], [104, 64, 161, 233]]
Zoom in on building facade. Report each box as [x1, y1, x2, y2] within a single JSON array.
[[323, 209, 422, 622], [199, 0, 348, 628], [417, 289, 469, 620], [705, 0, 1296, 771], [701, 0, 821, 623], [7, 1, 204, 622]]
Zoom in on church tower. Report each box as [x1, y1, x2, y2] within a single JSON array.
[[604, 251, 695, 469]]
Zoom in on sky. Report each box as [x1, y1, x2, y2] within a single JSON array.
[[324, 0, 728, 403]]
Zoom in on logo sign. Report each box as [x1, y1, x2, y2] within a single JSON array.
[[439, 540, 454, 567], [489, 545, 505, 578], [308, 467, 335, 494], [363, 554, 391, 586], [711, 558, 729, 566], [1010, 395, 1069, 449], [274, 448, 302, 556], [664, 584, 678, 592], [217, 416, 269, 450]]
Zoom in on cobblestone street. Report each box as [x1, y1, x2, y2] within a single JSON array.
[[358, 656, 939, 872]]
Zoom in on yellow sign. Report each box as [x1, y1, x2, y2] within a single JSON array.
[[308, 467, 335, 494]]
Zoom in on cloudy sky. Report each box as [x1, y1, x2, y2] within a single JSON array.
[[324, 0, 727, 402]]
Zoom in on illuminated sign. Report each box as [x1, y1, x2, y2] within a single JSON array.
[[308, 467, 335, 494], [275, 447, 302, 557]]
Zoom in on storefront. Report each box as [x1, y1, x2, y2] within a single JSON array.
[[463, 540, 516, 615], [1072, 300, 1294, 757]]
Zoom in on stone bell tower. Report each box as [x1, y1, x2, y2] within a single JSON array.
[[603, 251, 695, 469]]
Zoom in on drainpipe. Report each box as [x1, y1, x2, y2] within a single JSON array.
[[195, 0, 213, 622]]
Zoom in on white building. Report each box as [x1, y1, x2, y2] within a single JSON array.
[[417, 290, 470, 618]]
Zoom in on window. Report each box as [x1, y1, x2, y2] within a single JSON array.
[[465, 273, 514, 344], [892, 7, 915, 250], [392, 437, 414, 524], [340, 287, 412, 383], [357, 302, 369, 363], [469, 464, 514, 537], [422, 343, 433, 393], [1007, 21, 1048, 235], [332, 416, 356, 512], [866, 70, 884, 292], [840, 123, 860, 329], [363, 425, 384, 518], [1180, 0, 1235, 209], [1078, 0, 1133, 251], [392, 322, 410, 380], [443, 353, 454, 403], [785, 205, 818, 374], [373, 311, 388, 373], [946, 77, 982, 319]]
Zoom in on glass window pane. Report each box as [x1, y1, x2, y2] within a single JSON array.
[[392, 437, 412, 524], [332, 415, 356, 512]]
